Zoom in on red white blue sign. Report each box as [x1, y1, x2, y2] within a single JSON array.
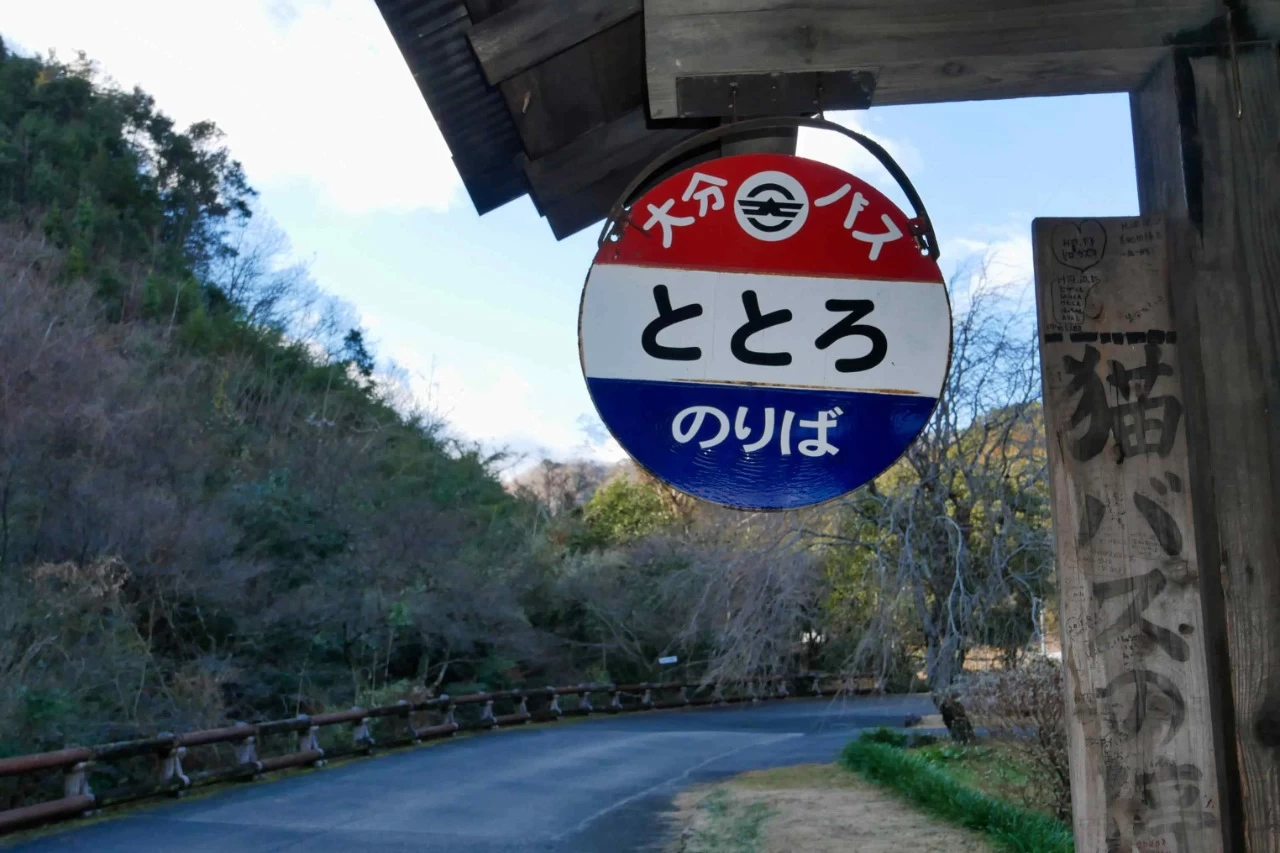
[[579, 153, 950, 510]]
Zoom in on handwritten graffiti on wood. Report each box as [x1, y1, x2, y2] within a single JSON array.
[[1107, 761, 1219, 853], [1084, 466, 1201, 849]]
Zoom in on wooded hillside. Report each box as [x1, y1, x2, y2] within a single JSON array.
[[0, 42, 1056, 765]]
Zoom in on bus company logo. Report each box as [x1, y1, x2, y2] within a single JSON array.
[[734, 170, 809, 242]]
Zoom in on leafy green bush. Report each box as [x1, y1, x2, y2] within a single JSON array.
[[841, 739, 1073, 853], [576, 475, 678, 548]]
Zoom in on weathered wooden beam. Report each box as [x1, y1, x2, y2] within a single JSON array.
[[542, 139, 721, 240], [523, 108, 699, 207], [468, 0, 641, 85], [528, 111, 794, 236], [1130, 52, 1244, 852], [644, 0, 1229, 117], [460, 0, 520, 22], [1131, 43, 1280, 852], [497, 14, 644, 161]]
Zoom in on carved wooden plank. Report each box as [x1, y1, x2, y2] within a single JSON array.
[[468, 0, 641, 85], [1034, 216, 1226, 853], [1132, 44, 1280, 851], [644, 0, 1224, 118]]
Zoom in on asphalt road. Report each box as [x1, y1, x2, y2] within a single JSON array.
[[6, 694, 932, 853]]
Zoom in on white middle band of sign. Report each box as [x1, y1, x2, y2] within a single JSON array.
[[581, 263, 950, 396]]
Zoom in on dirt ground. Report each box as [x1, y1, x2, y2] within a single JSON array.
[[669, 764, 994, 853]]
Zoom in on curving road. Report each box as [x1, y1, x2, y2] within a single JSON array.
[[6, 695, 932, 853]]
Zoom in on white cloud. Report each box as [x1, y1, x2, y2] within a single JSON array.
[[795, 111, 924, 213], [3, 0, 461, 214], [388, 346, 626, 475], [944, 218, 1035, 305]]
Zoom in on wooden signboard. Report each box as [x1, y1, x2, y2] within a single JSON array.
[[1034, 216, 1224, 852]]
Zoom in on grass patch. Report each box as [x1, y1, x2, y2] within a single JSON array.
[[911, 740, 1059, 817], [841, 736, 1073, 853], [681, 789, 774, 853], [672, 763, 993, 853]]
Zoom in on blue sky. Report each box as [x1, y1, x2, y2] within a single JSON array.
[[4, 0, 1140, 474]]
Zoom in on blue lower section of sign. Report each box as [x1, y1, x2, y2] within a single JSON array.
[[587, 377, 937, 510]]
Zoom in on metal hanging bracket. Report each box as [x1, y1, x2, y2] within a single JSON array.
[[598, 115, 940, 262]]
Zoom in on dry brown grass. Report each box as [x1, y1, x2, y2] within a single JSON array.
[[671, 764, 994, 853]]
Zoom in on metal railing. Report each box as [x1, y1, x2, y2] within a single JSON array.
[[0, 672, 880, 835]]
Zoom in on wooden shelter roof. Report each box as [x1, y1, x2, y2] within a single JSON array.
[[374, 0, 1277, 240], [374, 0, 804, 239]]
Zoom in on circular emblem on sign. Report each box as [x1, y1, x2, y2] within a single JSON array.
[[733, 170, 809, 241], [580, 153, 950, 511]]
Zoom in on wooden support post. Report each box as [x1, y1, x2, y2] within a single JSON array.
[[718, 119, 798, 160], [1034, 215, 1226, 852], [1131, 40, 1280, 852]]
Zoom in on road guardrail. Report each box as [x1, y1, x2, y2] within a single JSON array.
[[0, 672, 882, 835]]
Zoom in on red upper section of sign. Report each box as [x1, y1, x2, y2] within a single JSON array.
[[594, 153, 944, 284]]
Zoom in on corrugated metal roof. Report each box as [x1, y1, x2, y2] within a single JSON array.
[[373, 0, 528, 214]]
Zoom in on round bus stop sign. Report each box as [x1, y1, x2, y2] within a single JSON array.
[[579, 153, 950, 511]]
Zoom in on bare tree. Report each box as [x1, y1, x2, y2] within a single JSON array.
[[822, 261, 1054, 703], [512, 458, 611, 519], [207, 210, 321, 332]]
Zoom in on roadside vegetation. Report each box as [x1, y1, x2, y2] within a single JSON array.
[[676, 721, 1068, 853], [912, 740, 1061, 820], [842, 730, 1072, 853], [678, 663, 1070, 852], [2, 36, 1065, 824]]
